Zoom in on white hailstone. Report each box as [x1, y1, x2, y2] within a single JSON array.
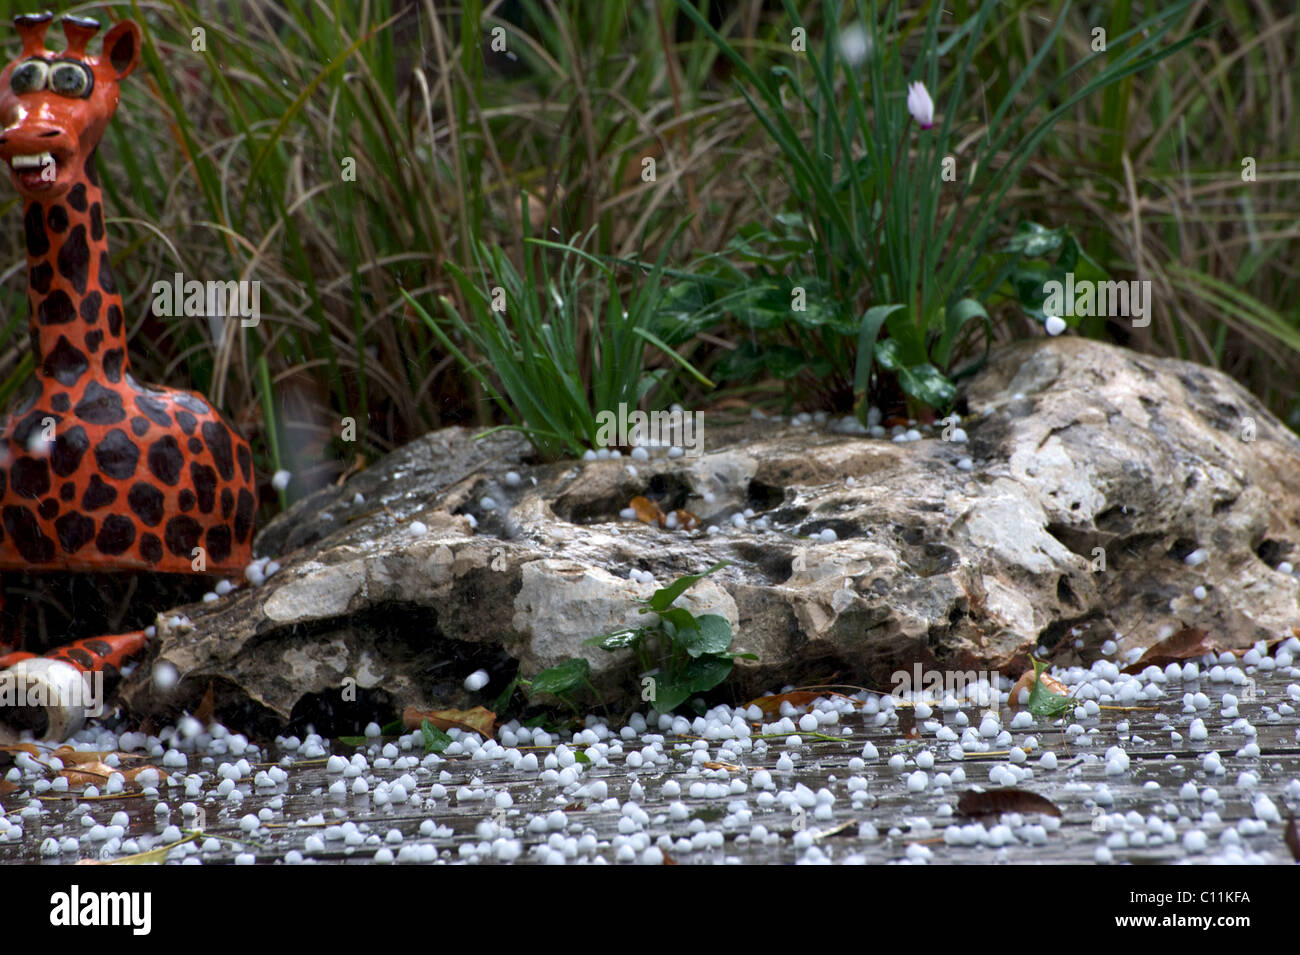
[[1044, 315, 1067, 336], [464, 669, 490, 692], [480, 496, 497, 511], [1278, 561, 1294, 575], [1183, 548, 1208, 566], [819, 528, 838, 543], [408, 521, 427, 536], [352, 492, 365, 505], [271, 469, 292, 491], [1193, 585, 1208, 601]]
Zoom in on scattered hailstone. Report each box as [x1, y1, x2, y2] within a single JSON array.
[[352, 492, 365, 505], [464, 669, 490, 692], [271, 469, 292, 491], [956, 457, 973, 471], [837, 23, 871, 66], [504, 471, 522, 487], [1193, 585, 1208, 601], [1183, 548, 1208, 566], [152, 661, 180, 691], [214, 579, 235, 596], [408, 521, 427, 536], [818, 528, 838, 544], [1278, 561, 1294, 575], [480, 496, 497, 511], [1044, 315, 1067, 336]]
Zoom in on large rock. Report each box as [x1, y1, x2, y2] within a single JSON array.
[[121, 338, 1300, 726]]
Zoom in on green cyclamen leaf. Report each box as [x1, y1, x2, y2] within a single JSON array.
[[646, 562, 731, 613], [1026, 659, 1074, 718], [421, 719, 452, 754], [529, 657, 591, 697], [674, 614, 733, 657]]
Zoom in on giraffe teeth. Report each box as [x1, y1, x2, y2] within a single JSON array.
[[9, 151, 53, 170]]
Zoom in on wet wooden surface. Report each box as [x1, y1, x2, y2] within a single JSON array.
[[3, 665, 1298, 865]]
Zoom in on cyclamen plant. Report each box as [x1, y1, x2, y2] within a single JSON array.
[[670, 0, 1201, 419]]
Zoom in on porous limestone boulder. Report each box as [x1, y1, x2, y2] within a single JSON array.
[[121, 337, 1300, 727]]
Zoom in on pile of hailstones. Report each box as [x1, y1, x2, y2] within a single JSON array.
[[2, 633, 1298, 865]]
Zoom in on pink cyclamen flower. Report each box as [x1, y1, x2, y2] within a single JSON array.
[[907, 81, 934, 129]]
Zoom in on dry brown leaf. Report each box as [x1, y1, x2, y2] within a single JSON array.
[[702, 761, 743, 772], [193, 682, 217, 724], [58, 761, 161, 790], [0, 779, 17, 796], [52, 747, 149, 767], [957, 788, 1062, 818], [0, 744, 41, 758], [629, 496, 664, 526], [670, 510, 700, 531], [402, 705, 497, 741], [1121, 627, 1215, 674], [1008, 668, 1070, 710]]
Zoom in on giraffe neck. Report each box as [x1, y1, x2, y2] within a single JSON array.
[[25, 159, 131, 389]]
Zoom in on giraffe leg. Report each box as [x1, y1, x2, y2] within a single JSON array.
[[0, 631, 149, 741]]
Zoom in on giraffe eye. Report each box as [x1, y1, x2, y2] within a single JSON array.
[[49, 62, 92, 98], [10, 60, 48, 94]]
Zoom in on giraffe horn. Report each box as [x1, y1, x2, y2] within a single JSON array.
[[13, 11, 54, 58], [61, 14, 102, 58]]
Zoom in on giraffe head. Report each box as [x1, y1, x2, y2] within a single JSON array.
[[0, 13, 140, 201]]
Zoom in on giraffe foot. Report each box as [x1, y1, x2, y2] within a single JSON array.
[[0, 632, 148, 741]]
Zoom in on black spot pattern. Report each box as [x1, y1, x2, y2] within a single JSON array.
[[164, 515, 202, 557], [220, 487, 234, 519], [50, 425, 89, 477], [102, 348, 124, 383], [188, 437, 203, 454], [38, 290, 76, 325], [24, 203, 48, 256], [47, 204, 68, 234], [31, 262, 53, 294], [84, 329, 103, 353], [11, 457, 51, 498], [59, 481, 75, 501], [234, 488, 255, 543], [95, 513, 136, 555], [130, 416, 150, 437], [80, 290, 101, 325], [43, 335, 89, 386], [237, 444, 253, 483], [201, 420, 235, 480], [93, 428, 138, 479], [190, 462, 216, 513], [139, 533, 163, 564], [178, 489, 195, 512], [175, 409, 197, 434], [67, 183, 88, 212], [134, 395, 171, 428], [90, 202, 104, 242], [147, 435, 183, 486], [74, 380, 125, 424], [98, 252, 116, 294], [56, 225, 90, 294], [50, 392, 70, 412], [55, 511, 95, 553], [37, 497, 59, 519], [127, 482, 165, 526], [106, 303, 123, 335], [85, 148, 100, 186], [3, 506, 54, 562], [81, 473, 117, 509], [206, 525, 232, 564]]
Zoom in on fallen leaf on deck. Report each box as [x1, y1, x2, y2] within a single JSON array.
[[745, 690, 853, 717], [193, 682, 217, 724], [1009, 668, 1069, 709], [629, 496, 663, 524], [702, 761, 743, 772], [52, 747, 150, 767], [957, 788, 1062, 818], [1121, 627, 1215, 674], [402, 705, 496, 741], [58, 761, 162, 789], [0, 779, 16, 795]]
